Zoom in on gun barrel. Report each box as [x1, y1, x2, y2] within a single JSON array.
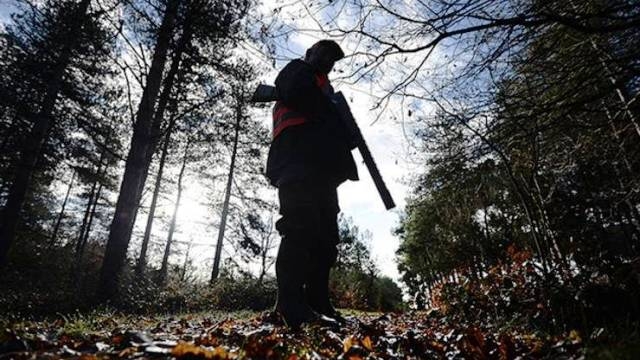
[[332, 92, 396, 210], [250, 84, 396, 210]]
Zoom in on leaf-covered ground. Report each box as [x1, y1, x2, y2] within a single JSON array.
[[0, 310, 631, 359]]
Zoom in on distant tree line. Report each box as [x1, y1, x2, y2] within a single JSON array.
[[332, 216, 403, 312], [0, 0, 280, 311], [292, 0, 640, 328]]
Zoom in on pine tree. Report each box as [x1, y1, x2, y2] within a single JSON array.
[[98, 0, 253, 300], [0, 0, 117, 268]]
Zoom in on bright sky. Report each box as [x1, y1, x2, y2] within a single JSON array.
[[0, 0, 422, 283], [131, 1, 419, 282], [247, 2, 419, 282], [0, 0, 15, 23]]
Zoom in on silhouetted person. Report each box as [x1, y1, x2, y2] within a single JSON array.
[[266, 40, 358, 328]]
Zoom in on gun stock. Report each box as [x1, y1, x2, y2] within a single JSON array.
[[250, 84, 278, 102]]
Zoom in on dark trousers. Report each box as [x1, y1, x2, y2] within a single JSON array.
[[275, 180, 340, 323]]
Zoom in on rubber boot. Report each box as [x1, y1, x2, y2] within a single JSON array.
[[274, 230, 315, 329], [305, 259, 345, 323], [305, 225, 346, 324]]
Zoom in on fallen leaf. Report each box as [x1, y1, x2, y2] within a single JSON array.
[[498, 334, 514, 360], [94, 341, 109, 352], [361, 336, 373, 351], [117, 347, 138, 358], [343, 335, 355, 353], [569, 330, 582, 344], [171, 342, 229, 359]]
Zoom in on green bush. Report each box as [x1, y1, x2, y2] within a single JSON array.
[[429, 249, 640, 335]]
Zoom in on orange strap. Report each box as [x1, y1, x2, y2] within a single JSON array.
[[272, 73, 332, 138]]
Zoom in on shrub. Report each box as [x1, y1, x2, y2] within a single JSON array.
[[428, 248, 640, 334]]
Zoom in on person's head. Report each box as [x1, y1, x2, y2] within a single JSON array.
[[304, 40, 344, 74]]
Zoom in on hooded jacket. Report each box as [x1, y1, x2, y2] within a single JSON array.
[[266, 59, 358, 187]]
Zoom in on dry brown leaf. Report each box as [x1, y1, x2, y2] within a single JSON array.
[[117, 347, 138, 358], [343, 335, 355, 353], [361, 336, 373, 351], [427, 340, 445, 353], [569, 330, 582, 344], [498, 334, 514, 360], [171, 341, 229, 359]]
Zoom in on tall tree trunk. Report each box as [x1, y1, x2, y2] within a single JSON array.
[[71, 181, 104, 290], [136, 20, 193, 203], [258, 244, 268, 284], [135, 37, 190, 276], [158, 141, 190, 285], [180, 240, 192, 282], [210, 102, 243, 283], [136, 119, 174, 276], [0, 0, 92, 269], [77, 183, 103, 259], [76, 155, 105, 256], [98, 0, 180, 301], [50, 170, 76, 247]]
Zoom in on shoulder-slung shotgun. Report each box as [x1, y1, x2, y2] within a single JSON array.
[[251, 84, 396, 210]]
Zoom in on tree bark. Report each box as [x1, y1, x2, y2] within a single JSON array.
[[257, 235, 275, 285], [211, 101, 243, 283], [77, 183, 103, 259], [76, 155, 105, 256], [180, 240, 192, 282], [135, 5, 192, 276], [136, 121, 173, 276], [158, 141, 190, 285], [136, 20, 193, 202], [50, 170, 76, 247], [98, 0, 179, 301], [0, 0, 92, 269]]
